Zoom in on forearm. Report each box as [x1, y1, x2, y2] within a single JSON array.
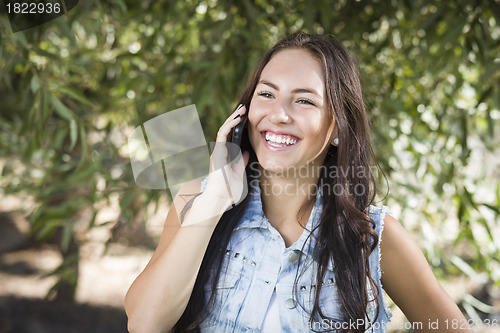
[[125, 190, 230, 333], [125, 226, 213, 333]]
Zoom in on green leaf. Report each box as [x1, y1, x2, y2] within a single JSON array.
[[482, 203, 500, 215], [86, 209, 98, 231], [463, 186, 478, 211], [69, 118, 78, 150], [461, 301, 482, 328], [60, 222, 73, 253], [115, 0, 127, 12], [450, 255, 478, 279], [30, 75, 40, 93], [36, 219, 63, 240], [31, 46, 59, 60], [57, 86, 94, 107], [67, 161, 97, 182], [45, 280, 60, 300], [41, 85, 52, 123], [51, 95, 73, 121], [76, 122, 88, 170]]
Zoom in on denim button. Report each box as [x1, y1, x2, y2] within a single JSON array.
[[289, 252, 299, 264], [284, 298, 296, 309]]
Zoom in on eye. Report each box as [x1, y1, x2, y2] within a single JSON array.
[[297, 98, 316, 106], [257, 91, 274, 99]]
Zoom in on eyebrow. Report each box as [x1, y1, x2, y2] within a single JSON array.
[[257, 80, 321, 97]]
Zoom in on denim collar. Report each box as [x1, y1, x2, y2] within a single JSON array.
[[234, 178, 324, 257]]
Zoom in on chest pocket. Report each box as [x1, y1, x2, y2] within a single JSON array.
[[204, 270, 240, 303], [200, 255, 251, 329], [296, 269, 344, 324]]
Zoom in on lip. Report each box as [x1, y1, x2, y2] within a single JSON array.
[[260, 130, 302, 151]]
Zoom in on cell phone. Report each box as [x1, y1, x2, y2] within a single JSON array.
[[229, 104, 248, 161], [231, 110, 248, 147]]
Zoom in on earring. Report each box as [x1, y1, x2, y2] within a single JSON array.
[[333, 137, 339, 145]]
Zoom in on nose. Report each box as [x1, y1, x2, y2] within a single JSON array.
[[268, 101, 291, 125]]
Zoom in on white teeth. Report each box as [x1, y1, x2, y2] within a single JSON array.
[[264, 132, 298, 146]]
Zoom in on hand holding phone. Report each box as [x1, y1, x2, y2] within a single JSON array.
[[206, 104, 250, 209]]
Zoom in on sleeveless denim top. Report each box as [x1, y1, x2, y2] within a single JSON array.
[[199, 179, 392, 332]]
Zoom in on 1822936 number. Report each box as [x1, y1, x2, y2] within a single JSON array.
[[6, 2, 61, 14]]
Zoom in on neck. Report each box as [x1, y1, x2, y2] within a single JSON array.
[[258, 163, 322, 228]]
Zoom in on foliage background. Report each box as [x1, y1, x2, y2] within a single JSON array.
[[0, 0, 499, 331]]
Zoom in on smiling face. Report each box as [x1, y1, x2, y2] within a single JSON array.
[[248, 48, 335, 173]]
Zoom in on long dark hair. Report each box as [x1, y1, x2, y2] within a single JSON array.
[[173, 31, 383, 333]]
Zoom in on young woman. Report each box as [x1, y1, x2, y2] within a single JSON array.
[[125, 32, 474, 333]]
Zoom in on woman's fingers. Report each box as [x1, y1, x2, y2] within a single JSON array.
[[222, 104, 245, 126], [216, 116, 242, 143], [217, 105, 247, 143]]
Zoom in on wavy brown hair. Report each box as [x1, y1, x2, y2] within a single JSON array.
[[173, 31, 384, 333]]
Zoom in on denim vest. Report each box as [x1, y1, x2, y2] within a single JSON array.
[[199, 179, 392, 332]]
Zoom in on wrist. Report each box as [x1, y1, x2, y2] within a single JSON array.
[[200, 184, 233, 211]]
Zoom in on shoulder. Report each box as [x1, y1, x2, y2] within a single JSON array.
[[378, 210, 411, 254], [375, 208, 413, 262], [378, 210, 436, 291], [368, 205, 392, 236]]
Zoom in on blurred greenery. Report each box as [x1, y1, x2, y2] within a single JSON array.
[[0, 0, 499, 323]]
